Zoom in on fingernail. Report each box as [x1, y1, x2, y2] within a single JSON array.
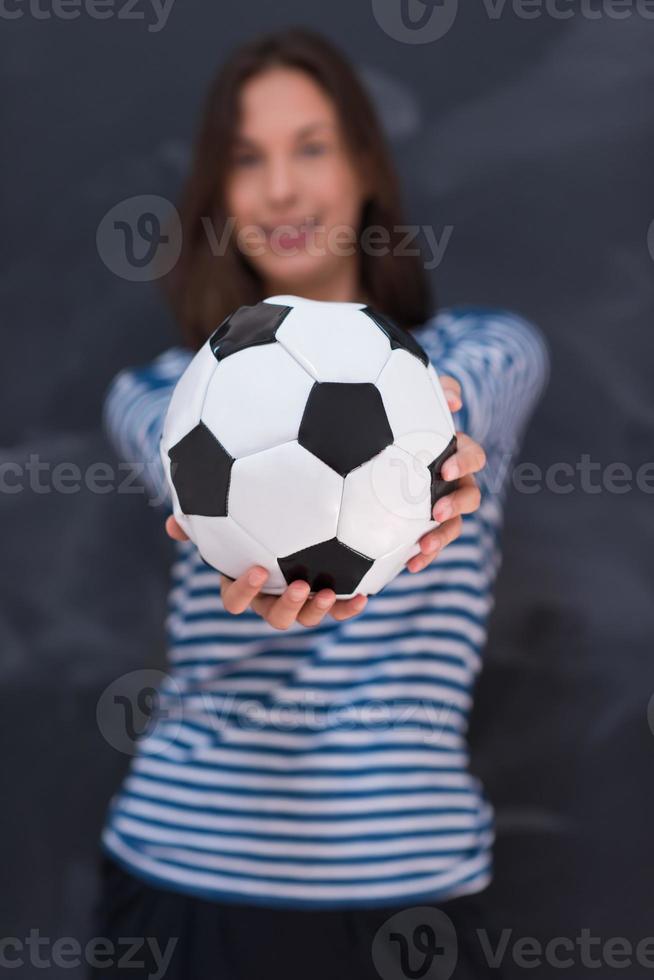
[[316, 594, 333, 609], [443, 461, 458, 480], [434, 501, 451, 522], [248, 568, 267, 587], [426, 536, 441, 554], [289, 585, 309, 601]]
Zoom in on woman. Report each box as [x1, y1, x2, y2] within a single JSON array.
[[94, 27, 549, 980]]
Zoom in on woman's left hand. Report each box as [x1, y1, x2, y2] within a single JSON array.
[[406, 376, 486, 574]]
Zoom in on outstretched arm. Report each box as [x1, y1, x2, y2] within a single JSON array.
[[413, 306, 551, 500], [102, 347, 193, 509]]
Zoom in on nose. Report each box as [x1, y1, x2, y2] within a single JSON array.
[[264, 155, 297, 206]]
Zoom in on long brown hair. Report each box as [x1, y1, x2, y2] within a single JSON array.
[[163, 28, 433, 352]]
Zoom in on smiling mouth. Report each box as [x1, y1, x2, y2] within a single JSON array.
[[261, 217, 320, 239]]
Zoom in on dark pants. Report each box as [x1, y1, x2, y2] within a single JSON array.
[[88, 853, 503, 979]]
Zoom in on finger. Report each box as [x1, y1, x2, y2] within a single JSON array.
[[249, 592, 278, 619], [330, 594, 368, 621], [407, 517, 461, 572], [244, 587, 305, 623], [295, 589, 337, 627], [259, 580, 312, 631], [439, 375, 462, 411], [408, 515, 463, 572], [407, 550, 437, 574], [220, 566, 269, 615], [420, 513, 464, 555], [441, 433, 486, 481], [432, 474, 481, 523], [165, 514, 190, 541]]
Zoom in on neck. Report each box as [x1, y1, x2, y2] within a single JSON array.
[[264, 264, 368, 306]]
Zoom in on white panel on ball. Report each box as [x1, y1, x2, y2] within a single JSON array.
[[201, 343, 314, 458], [356, 538, 422, 596], [376, 348, 455, 455], [275, 300, 391, 382], [338, 444, 432, 558], [228, 441, 343, 558], [264, 294, 366, 311], [396, 430, 453, 472], [186, 513, 287, 592], [160, 341, 216, 449]]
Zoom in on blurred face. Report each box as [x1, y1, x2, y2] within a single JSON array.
[[224, 66, 369, 301]]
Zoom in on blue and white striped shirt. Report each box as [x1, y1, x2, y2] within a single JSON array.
[[100, 306, 549, 909]]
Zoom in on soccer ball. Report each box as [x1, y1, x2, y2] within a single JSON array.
[[160, 295, 457, 599]]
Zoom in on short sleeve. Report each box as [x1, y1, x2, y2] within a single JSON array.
[[102, 346, 194, 510], [412, 307, 550, 495]]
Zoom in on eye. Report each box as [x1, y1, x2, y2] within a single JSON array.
[[299, 141, 328, 157]]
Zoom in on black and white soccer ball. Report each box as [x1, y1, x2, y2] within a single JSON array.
[[160, 295, 457, 599]]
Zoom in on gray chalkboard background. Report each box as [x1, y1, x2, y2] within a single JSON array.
[[2, 2, 654, 976]]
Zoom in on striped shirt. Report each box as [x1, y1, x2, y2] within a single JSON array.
[[100, 306, 549, 909]]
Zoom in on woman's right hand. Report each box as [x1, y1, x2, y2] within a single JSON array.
[[165, 515, 367, 630]]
